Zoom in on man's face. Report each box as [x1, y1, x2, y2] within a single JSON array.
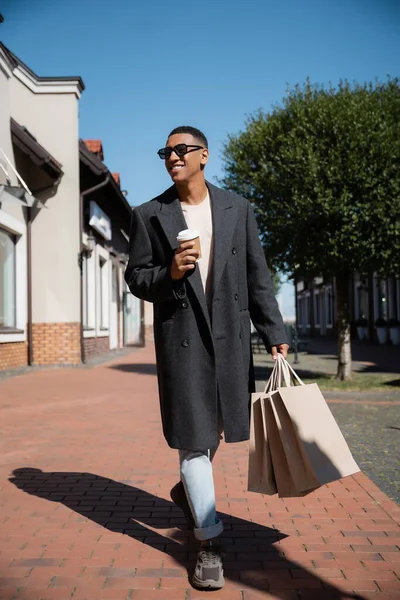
[[163, 133, 209, 183]]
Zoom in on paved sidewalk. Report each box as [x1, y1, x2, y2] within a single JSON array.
[[1, 346, 400, 600], [253, 337, 400, 379]]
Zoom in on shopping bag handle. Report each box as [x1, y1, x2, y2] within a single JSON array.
[[263, 355, 281, 392], [278, 354, 305, 386], [263, 354, 305, 392]]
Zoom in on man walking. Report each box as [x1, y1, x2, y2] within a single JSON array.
[[125, 126, 288, 589]]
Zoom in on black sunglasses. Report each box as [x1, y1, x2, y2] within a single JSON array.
[[157, 143, 204, 160]]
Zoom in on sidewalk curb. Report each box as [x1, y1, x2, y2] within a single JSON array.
[[0, 346, 141, 383]]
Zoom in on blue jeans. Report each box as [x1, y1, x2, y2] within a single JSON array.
[[179, 445, 224, 541]]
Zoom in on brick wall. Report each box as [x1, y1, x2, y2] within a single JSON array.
[[83, 335, 110, 362], [32, 322, 81, 365], [0, 341, 28, 371]]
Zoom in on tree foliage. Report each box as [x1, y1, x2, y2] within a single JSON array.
[[221, 78, 400, 280]]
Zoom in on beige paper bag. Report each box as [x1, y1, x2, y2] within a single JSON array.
[[267, 392, 318, 494], [247, 393, 277, 495], [248, 356, 359, 498], [261, 391, 300, 497], [275, 382, 360, 488], [272, 356, 360, 492]]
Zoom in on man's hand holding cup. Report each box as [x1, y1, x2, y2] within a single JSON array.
[[171, 229, 201, 281]]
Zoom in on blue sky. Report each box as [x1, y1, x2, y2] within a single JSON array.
[[1, 0, 399, 209]]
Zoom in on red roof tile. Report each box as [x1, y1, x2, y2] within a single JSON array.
[[84, 140, 104, 161], [112, 172, 120, 187]]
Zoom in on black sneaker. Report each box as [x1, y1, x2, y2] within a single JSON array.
[[192, 541, 225, 589], [170, 481, 196, 530]]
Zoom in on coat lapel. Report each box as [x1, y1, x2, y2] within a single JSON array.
[[208, 182, 237, 297], [156, 186, 212, 333], [155, 186, 187, 250]]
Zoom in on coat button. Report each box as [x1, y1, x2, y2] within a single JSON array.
[[239, 332, 243, 339], [181, 340, 189, 348], [234, 293, 239, 300], [232, 247, 237, 254], [181, 301, 188, 309]]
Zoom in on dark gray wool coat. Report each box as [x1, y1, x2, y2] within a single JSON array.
[[124, 181, 287, 450]]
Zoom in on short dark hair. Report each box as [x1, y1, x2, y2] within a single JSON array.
[[168, 126, 208, 149]]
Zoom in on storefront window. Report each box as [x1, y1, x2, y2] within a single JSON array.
[[0, 228, 16, 328], [99, 256, 108, 329], [82, 256, 89, 328]]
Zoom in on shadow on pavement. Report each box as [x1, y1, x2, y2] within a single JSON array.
[[254, 365, 400, 387], [10, 468, 364, 598], [108, 363, 158, 375], [253, 365, 329, 382], [298, 339, 400, 374], [383, 378, 400, 387]]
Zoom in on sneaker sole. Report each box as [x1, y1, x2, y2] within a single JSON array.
[[192, 572, 225, 589]]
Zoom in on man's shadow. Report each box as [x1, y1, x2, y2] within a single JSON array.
[[10, 468, 364, 598]]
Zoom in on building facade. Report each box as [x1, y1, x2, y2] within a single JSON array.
[[79, 139, 143, 361], [295, 272, 400, 345], [0, 44, 143, 372], [0, 43, 84, 369]]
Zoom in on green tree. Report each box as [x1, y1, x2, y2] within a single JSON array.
[[221, 78, 400, 379]]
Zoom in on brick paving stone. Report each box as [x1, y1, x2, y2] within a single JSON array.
[[72, 591, 129, 599], [359, 595, 400, 600], [132, 591, 188, 599], [242, 592, 298, 600], [13, 589, 75, 600], [342, 568, 399, 580], [160, 576, 190, 587], [105, 576, 159, 588], [1, 343, 399, 600]]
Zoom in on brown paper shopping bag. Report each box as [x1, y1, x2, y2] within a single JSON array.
[[272, 356, 360, 491], [267, 392, 318, 495], [247, 393, 277, 494], [261, 391, 299, 497]]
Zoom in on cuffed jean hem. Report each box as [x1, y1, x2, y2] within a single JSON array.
[[193, 517, 224, 541]]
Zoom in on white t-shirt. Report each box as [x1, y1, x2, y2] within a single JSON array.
[[181, 191, 214, 307]]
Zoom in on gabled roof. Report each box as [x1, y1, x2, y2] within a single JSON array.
[[11, 118, 63, 179], [79, 139, 107, 176], [79, 140, 131, 216], [84, 140, 104, 160]]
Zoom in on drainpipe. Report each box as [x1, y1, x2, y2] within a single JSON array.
[[27, 205, 32, 364], [79, 174, 110, 363]]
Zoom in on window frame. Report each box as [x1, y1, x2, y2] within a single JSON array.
[[0, 209, 27, 344], [96, 244, 109, 337], [0, 227, 16, 328], [82, 233, 96, 336]]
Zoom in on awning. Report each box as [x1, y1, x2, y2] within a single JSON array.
[[11, 118, 63, 180]]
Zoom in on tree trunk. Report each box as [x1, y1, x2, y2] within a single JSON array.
[[336, 272, 352, 380]]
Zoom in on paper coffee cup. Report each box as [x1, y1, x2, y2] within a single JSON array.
[[177, 229, 202, 261]]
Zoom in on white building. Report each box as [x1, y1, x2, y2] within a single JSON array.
[[0, 43, 142, 372]]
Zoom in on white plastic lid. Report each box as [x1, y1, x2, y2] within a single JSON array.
[[176, 228, 200, 241]]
